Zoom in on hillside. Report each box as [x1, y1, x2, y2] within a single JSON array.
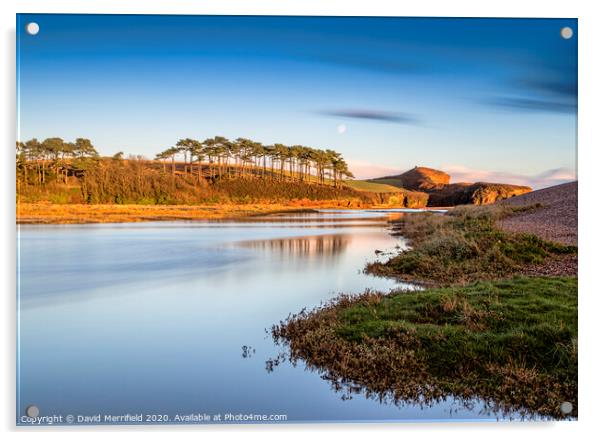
[[372, 166, 450, 191], [17, 158, 431, 212], [344, 180, 404, 193]]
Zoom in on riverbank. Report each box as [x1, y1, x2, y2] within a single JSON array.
[[366, 203, 577, 285], [16, 201, 450, 224], [16, 201, 354, 224]]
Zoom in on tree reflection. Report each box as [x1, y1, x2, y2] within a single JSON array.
[[237, 234, 351, 260]]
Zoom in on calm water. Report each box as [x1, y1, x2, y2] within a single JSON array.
[[17, 210, 507, 424]]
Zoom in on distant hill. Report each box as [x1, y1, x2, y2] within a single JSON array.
[[372, 166, 450, 191], [369, 166, 531, 207]]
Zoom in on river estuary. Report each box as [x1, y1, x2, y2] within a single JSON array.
[[17, 209, 510, 424]]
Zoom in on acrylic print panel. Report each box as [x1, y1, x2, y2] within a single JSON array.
[[16, 14, 578, 425]]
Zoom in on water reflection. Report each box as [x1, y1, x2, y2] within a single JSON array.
[[235, 234, 351, 260], [317, 373, 542, 421], [267, 350, 542, 422]]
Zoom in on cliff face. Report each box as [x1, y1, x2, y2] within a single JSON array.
[[470, 183, 532, 205], [370, 167, 531, 207], [368, 190, 429, 208], [426, 182, 532, 206]]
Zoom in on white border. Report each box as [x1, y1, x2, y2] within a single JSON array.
[[2, 1, 601, 439]]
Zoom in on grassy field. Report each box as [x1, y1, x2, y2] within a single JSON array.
[[366, 177, 405, 189], [271, 276, 577, 419], [343, 180, 404, 193], [366, 204, 576, 285]]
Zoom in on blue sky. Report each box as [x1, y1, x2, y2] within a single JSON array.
[[17, 15, 577, 188]]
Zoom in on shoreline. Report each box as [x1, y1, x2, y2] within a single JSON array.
[[15, 202, 443, 225], [16, 202, 323, 225]]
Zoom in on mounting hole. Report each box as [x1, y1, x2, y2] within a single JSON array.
[[26, 22, 40, 36], [560, 401, 573, 415], [560, 27, 573, 40], [25, 405, 39, 417]]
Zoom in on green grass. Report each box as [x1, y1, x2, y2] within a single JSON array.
[[367, 177, 405, 189], [344, 180, 404, 193], [272, 276, 577, 419], [366, 204, 576, 284]]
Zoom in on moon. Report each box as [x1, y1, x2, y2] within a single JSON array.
[[337, 124, 347, 134]]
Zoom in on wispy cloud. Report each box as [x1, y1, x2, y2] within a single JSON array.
[[515, 77, 577, 98], [484, 72, 577, 114], [317, 109, 420, 124], [443, 164, 576, 190], [483, 97, 576, 114]]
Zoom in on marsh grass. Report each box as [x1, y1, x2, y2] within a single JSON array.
[[271, 276, 577, 419], [366, 204, 576, 285], [16, 201, 361, 224]]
